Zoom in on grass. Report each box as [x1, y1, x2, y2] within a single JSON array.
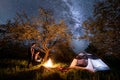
[[0, 48, 120, 80], [0, 58, 120, 80]]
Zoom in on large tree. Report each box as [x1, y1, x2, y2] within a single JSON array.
[[3, 8, 72, 61], [35, 9, 72, 61], [82, 0, 120, 56]]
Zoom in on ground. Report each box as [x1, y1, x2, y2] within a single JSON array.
[[0, 58, 120, 80]]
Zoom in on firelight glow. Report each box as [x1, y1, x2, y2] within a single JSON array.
[[43, 58, 53, 68]]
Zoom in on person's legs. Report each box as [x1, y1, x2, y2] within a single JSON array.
[[27, 57, 32, 68]]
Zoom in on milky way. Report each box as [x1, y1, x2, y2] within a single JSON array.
[[0, 0, 100, 53]]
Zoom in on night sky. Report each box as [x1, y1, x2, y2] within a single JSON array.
[[0, 0, 98, 24], [0, 0, 99, 53], [0, 0, 40, 24]]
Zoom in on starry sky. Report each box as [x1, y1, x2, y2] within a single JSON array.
[[0, 0, 98, 24], [0, 0, 100, 53], [0, 0, 41, 24]]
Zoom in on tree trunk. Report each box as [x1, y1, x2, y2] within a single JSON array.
[[44, 51, 49, 62]]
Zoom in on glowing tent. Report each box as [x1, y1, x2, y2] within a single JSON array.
[[70, 53, 110, 72]]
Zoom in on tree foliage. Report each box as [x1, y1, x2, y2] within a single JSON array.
[[34, 8, 72, 61], [82, 0, 120, 56], [1, 8, 72, 61], [51, 41, 76, 64], [8, 13, 40, 42]]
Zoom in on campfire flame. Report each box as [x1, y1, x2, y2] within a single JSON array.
[[43, 58, 53, 68]]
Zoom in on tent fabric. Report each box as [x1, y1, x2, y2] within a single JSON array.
[[76, 59, 88, 67], [70, 53, 110, 72]]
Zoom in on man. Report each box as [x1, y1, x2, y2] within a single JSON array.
[[27, 43, 36, 68]]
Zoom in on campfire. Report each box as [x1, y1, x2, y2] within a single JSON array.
[[42, 58, 70, 72], [43, 58, 54, 68]]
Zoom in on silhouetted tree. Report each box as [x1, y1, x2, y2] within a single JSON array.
[[82, 0, 120, 56]]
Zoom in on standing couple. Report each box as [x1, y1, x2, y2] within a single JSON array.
[[27, 43, 42, 68]]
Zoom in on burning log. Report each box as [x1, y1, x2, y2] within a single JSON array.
[[56, 66, 70, 72]]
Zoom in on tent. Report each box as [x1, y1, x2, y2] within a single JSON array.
[[70, 53, 110, 72]]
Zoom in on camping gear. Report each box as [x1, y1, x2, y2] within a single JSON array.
[[70, 53, 110, 72]]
